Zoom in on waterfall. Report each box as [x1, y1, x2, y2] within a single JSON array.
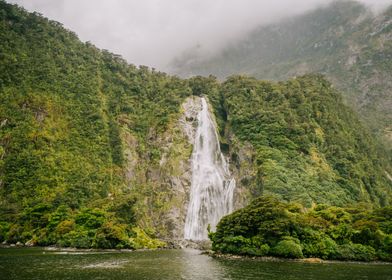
[[184, 97, 236, 241]]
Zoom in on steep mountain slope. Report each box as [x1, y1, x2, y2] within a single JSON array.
[[0, 1, 391, 247], [172, 1, 392, 151], [0, 1, 192, 247], [207, 74, 392, 207]]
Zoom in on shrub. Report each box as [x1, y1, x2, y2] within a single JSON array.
[[302, 236, 338, 259], [218, 236, 252, 254], [75, 208, 105, 229], [6, 224, 23, 243], [58, 230, 93, 248], [334, 243, 376, 261], [0, 222, 10, 242], [129, 227, 165, 249], [55, 220, 75, 235], [255, 244, 270, 256], [300, 228, 338, 259], [109, 195, 137, 225], [272, 239, 303, 259], [92, 222, 129, 249], [239, 243, 270, 256], [47, 205, 72, 231]]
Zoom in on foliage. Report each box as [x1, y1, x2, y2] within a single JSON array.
[[0, 1, 189, 248], [218, 75, 392, 206], [272, 238, 303, 259], [0, 1, 391, 250], [211, 196, 392, 261], [129, 227, 166, 250]]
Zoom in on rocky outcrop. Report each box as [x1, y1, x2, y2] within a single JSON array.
[[120, 96, 253, 241], [155, 96, 201, 239], [229, 140, 257, 210], [120, 96, 202, 240]]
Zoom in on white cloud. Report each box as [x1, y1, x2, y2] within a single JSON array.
[[7, 0, 392, 70]]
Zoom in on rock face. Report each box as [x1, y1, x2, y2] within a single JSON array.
[[180, 96, 202, 144], [154, 96, 201, 239], [120, 96, 251, 241], [120, 96, 200, 240], [160, 96, 258, 240], [229, 140, 257, 210]]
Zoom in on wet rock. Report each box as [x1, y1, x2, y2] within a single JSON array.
[[25, 239, 36, 247], [302, 258, 324, 263], [180, 96, 201, 142], [163, 240, 183, 249], [123, 131, 138, 182]]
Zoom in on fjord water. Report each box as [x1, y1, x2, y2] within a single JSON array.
[[1, 248, 392, 280], [184, 97, 236, 240]]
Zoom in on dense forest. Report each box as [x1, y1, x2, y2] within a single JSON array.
[[0, 0, 190, 248], [210, 196, 392, 261], [0, 0, 391, 253], [214, 74, 392, 206]]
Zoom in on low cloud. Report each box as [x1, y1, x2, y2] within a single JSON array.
[[8, 0, 392, 70]]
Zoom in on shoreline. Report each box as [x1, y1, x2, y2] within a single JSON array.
[[0, 244, 203, 252], [0, 244, 164, 252], [0, 238, 211, 251], [1, 245, 392, 265], [209, 252, 392, 265]]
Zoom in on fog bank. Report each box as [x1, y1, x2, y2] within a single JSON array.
[[8, 0, 392, 70]]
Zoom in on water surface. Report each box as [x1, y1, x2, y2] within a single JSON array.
[[1, 248, 392, 280]]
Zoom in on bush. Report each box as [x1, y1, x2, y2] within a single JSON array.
[[129, 227, 165, 249], [58, 230, 93, 248], [75, 208, 105, 229], [334, 243, 376, 261], [55, 220, 75, 235], [239, 243, 270, 256], [218, 236, 252, 254], [92, 222, 129, 249], [6, 224, 23, 243], [109, 195, 137, 224], [0, 222, 10, 242], [301, 229, 338, 259], [272, 239, 303, 259], [302, 236, 338, 259], [47, 205, 72, 231], [381, 234, 392, 254], [255, 244, 270, 256]]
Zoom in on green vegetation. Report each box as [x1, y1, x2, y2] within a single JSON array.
[[174, 1, 392, 154], [1, 194, 161, 249], [0, 1, 391, 251], [216, 75, 392, 206], [210, 196, 392, 261], [0, 0, 189, 248]]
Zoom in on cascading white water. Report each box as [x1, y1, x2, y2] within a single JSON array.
[[184, 97, 236, 241]]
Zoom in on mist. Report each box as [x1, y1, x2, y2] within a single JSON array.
[[7, 0, 392, 70]]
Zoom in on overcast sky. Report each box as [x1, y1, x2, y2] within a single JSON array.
[[8, 0, 392, 70]]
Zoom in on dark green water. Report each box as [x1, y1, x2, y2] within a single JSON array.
[[1, 248, 392, 280]]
